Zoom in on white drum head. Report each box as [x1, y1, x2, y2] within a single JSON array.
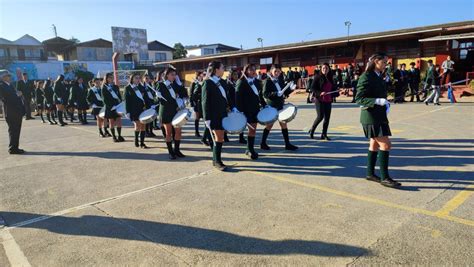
[[278, 105, 296, 121], [257, 107, 278, 124], [222, 112, 247, 133]]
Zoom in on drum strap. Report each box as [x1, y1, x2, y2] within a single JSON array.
[[107, 85, 120, 100], [132, 86, 145, 104], [92, 87, 102, 101], [210, 76, 227, 101], [272, 79, 282, 93], [248, 80, 259, 96]]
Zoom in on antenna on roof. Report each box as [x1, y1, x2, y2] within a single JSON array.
[[52, 24, 57, 37]]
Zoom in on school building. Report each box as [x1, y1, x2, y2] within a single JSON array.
[[155, 21, 474, 88]]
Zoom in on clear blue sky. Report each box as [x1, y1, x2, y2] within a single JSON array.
[[1, 0, 473, 49]]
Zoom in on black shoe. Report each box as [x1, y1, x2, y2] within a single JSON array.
[[309, 131, 315, 139], [200, 139, 210, 146], [213, 161, 227, 171], [366, 175, 381, 183], [104, 131, 112, 137], [245, 150, 259, 160], [28, 117, 35, 120], [195, 132, 201, 137], [9, 149, 25, 154], [135, 141, 139, 147], [260, 143, 270, 150], [169, 152, 177, 160], [322, 135, 331, 141], [380, 178, 401, 188], [434, 103, 441, 106], [49, 121, 55, 125], [425, 102, 428, 105], [59, 123, 66, 127], [239, 136, 247, 144], [100, 132, 106, 138], [118, 136, 125, 142], [285, 143, 298, 151], [113, 137, 119, 143], [140, 144, 149, 149], [175, 150, 185, 158], [224, 136, 230, 142]]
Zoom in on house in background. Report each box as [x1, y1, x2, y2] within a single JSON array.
[[185, 43, 240, 57], [42, 36, 75, 61], [62, 38, 113, 61], [0, 34, 46, 62], [135, 40, 175, 67]]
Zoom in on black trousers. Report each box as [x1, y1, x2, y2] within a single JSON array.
[[23, 96, 32, 118], [409, 82, 420, 102], [311, 101, 332, 136], [394, 83, 406, 103], [5, 115, 22, 151]]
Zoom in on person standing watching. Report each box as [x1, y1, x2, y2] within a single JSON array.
[[16, 72, 34, 120], [0, 70, 26, 154], [441, 56, 454, 85]]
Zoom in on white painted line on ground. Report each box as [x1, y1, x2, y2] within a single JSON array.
[[0, 229, 31, 267], [6, 169, 215, 229]]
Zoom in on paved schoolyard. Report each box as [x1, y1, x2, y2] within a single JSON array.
[[1, 96, 473, 266]]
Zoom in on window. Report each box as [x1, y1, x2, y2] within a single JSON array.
[[203, 48, 214, 55], [154, 52, 167, 62], [0, 48, 5, 57], [139, 52, 149, 61]]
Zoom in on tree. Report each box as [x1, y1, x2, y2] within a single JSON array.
[[173, 43, 187, 59], [69, 36, 80, 44]]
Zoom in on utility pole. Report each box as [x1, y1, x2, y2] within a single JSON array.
[[52, 24, 57, 37], [257, 38, 263, 50], [344, 21, 351, 43]]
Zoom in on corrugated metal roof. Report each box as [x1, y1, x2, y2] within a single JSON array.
[[155, 20, 474, 65], [13, 34, 43, 46], [419, 32, 474, 42]]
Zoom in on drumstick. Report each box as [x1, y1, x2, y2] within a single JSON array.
[[246, 123, 255, 130]]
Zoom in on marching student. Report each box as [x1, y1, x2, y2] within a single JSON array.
[[64, 79, 74, 122], [202, 61, 230, 170], [87, 78, 108, 137], [424, 60, 441, 106], [101, 73, 124, 142], [260, 64, 298, 151], [53, 74, 68, 126], [308, 63, 336, 140], [141, 74, 157, 137], [236, 64, 261, 160], [191, 71, 204, 138], [43, 79, 57, 125], [35, 80, 46, 123], [355, 52, 401, 188], [69, 76, 89, 124], [125, 73, 148, 148], [157, 67, 186, 159], [227, 69, 247, 144]]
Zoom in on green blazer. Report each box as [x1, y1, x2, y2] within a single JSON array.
[[201, 78, 228, 123], [235, 77, 261, 116], [355, 71, 388, 125]]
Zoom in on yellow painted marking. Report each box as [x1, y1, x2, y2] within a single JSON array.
[[249, 171, 474, 227], [330, 125, 357, 131], [435, 184, 474, 217], [390, 129, 404, 134], [323, 203, 343, 209]]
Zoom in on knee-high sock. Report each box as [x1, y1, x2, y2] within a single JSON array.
[[174, 140, 181, 152], [378, 150, 390, 180], [134, 131, 139, 145], [46, 113, 51, 122], [161, 126, 166, 138], [83, 112, 88, 123], [166, 141, 174, 155], [194, 120, 200, 134], [140, 131, 145, 145], [117, 127, 122, 137], [215, 142, 223, 163], [57, 110, 64, 124], [367, 150, 378, 177], [261, 128, 270, 145], [247, 136, 255, 152], [281, 128, 290, 145], [111, 128, 116, 139]]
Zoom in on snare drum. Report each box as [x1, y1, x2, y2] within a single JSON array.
[[139, 108, 157, 124], [257, 106, 278, 125], [222, 111, 247, 134], [278, 103, 297, 123], [98, 107, 106, 119], [171, 108, 191, 128], [113, 102, 126, 116]]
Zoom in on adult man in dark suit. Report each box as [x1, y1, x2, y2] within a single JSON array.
[[15, 72, 35, 120], [0, 70, 26, 154], [407, 62, 421, 102]]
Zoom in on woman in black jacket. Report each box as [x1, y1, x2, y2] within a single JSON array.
[[35, 80, 45, 123], [309, 63, 337, 140], [101, 73, 124, 142], [87, 78, 107, 137], [226, 69, 246, 144], [69, 76, 89, 125], [202, 61, 229, 171], [190, 71, 204, 138], [236, 64, 262, 160], [43, 80, 57, 125], [53, 74, 68, 126], [125, 73, 148, 148]]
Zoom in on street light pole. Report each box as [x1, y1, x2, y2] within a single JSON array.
[[344, 21, 351, 43], [257, 38, 263, 50]]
